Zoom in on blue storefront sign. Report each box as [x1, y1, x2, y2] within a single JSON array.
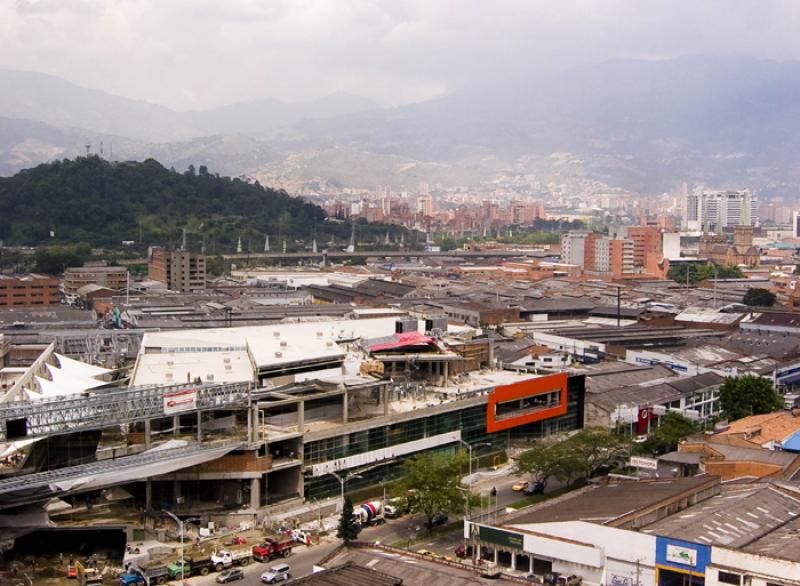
[[655, 537, 710, 584]]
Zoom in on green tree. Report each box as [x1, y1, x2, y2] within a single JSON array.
[[33, 245, 88, 274], [667, 263, 744, 285], [719, 374, 784, 421], [336, 497, 361, 544], [641, 412, 698, 455], [742, 288, 777, 307], [517, 428, 631, 486], [515, 440, 564, 487], [393, 451, 470, 531]]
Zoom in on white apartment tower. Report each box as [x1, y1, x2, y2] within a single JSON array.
[[683, 189, 757, 232], [561, 231, 589, 268]]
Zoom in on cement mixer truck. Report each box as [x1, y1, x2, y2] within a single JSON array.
[[353, 500, 385, 527]]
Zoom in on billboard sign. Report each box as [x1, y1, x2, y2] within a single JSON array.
[[478, 525, 524, 549], [665, 544, 697, 567], [164, 388, 198, 415], [629, 456, 659, 470]]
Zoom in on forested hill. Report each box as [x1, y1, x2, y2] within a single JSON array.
[[0, 157, 329, 249]]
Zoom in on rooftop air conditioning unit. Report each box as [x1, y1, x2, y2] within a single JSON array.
[[273, 331, 281, 338], [275, 351, 283, 358], [280, 341, 288, 348]]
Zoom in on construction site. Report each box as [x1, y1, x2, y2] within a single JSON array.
[[0, 314, 585, 584]]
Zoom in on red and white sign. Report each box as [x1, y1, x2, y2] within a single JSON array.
[[163, 388, 198, 415]]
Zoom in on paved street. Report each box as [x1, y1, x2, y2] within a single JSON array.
[[182, 468, 537, 585], [189, 539, 341, 585]]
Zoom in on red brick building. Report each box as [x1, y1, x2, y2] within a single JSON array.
[[0, 274, 60, 307], [627, 226, 662, 268]]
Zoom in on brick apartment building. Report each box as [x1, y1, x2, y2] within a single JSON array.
[[63, 266, 129, 295], [148, 248, 206, 293], [627, 226, 662, 269], [0, 274, 60, 307]]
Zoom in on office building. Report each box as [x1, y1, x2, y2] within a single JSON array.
[[148, 248, 206, 293], [683, 189, 758, 232]]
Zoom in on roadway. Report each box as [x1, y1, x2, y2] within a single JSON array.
[[223, 248, 547, 263], [166, 469, 536, 585]]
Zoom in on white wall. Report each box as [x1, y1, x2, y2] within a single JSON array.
[[708, 548, 800, 586], [531, 332, 606, 356], [514, 521, 656, 586]]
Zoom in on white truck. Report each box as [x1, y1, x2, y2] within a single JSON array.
[[210, 548, 252, 572]]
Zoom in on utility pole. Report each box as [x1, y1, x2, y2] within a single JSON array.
[[713, 264, 718, 309], [616, 286, 621, 327]]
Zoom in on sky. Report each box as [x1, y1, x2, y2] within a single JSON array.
[[1, 0, 800, 111]]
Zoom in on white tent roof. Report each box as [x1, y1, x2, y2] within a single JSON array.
[[34, 376, 88, 398], [54, 353, 112, 378], [45, 363, 107, 394]]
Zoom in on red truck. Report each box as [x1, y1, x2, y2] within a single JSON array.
[[252, 537, 294, 562]]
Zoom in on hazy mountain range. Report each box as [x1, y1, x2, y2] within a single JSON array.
[[1, 56, 800, 194]]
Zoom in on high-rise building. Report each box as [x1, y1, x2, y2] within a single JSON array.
[[626, 226, 662, 268], [417, 196, 433, 216], [794, 211, 800, 239], [148, 248, 206, 293], [683, 189, 757, 232], [563, 232, 634, 277], [561, 231, 589, 268], [590, 237, 634, 277]]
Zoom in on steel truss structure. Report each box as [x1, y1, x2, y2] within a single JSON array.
[[0, 381, 253, 441], [0, 441, 241, 508]]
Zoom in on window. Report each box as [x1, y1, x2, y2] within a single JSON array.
[[718, 571, 741, 585]]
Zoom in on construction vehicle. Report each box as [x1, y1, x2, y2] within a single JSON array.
[[252, 537, 294, 562], [75, 561, 103, 586], [123, 561, 171, 585], [210, 547, 252, 572], [353, 500, 385, 526], [166, 557, 213, 580]]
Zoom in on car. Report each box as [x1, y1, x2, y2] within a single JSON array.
[[430, 513, 448, 527], [217, 569, 245, 583], [523, 481, 545, 496], [454, 544, 474, 559], [416, 549, 440, 559], [511, 480, 530, 492], [261, 563, 291, 584]]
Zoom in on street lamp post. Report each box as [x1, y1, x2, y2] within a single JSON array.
[[330, 472, 362, 512], [458, 440, 492, 476], [162, 511, 198, 586]]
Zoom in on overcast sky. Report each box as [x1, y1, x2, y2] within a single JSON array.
[[1, 0, 799, 111]]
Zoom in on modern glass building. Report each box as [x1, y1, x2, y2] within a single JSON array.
[[303, 374, 585, 499]]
